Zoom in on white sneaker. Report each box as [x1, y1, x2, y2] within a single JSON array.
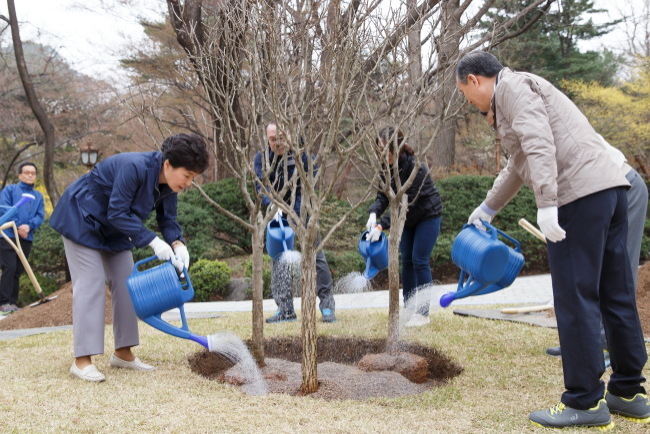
[[406, 313, 430, 327], [110, 354, 155, 371], [70, 362, 106, 382]]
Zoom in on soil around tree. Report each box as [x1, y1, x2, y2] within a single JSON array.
[[188, 336, 463, 400]]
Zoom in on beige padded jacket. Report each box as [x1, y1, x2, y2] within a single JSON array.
[[485, 68, 629, 212]]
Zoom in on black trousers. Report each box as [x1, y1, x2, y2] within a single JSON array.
[[548, 187, 647, 409], [0, 238, 32, 305]]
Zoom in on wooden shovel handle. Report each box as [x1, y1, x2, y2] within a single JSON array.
[[500, 304, 553, 314], [0, 221, 44, 296], [518, 218, 546, 244]]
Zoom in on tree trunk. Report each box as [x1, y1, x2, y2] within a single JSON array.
[[386, 195, 409, 351], [407, 0, 424, 149], [250, 216, 265, 365], [299, 219, 319, 393], [433, 0, 462, 168], [6, 0, 60, 205]]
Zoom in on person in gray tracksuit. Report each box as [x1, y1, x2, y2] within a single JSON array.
[[253, 122, 336, 323], [456, 50, 647, 429]]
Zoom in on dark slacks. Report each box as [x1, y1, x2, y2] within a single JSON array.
[[547, 187, 647, 409], [0, 238, 32, 305], [400, 216, 441, 315]]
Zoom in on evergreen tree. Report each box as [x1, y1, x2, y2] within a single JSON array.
[[483, 0, 622, 87]]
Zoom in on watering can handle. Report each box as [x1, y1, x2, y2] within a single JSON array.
[[131, 257, 194, 303], [495, 228, 522, 252], [132, 255, 159, 275], [277, 216, 286, 240], [462, 221, 498, 240], [277, 217, 290, 252]]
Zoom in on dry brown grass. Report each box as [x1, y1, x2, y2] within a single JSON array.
[[1, 307, 647, 433]]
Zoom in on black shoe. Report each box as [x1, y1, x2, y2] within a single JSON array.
[[265, 310, 297, 323], [605, 392, 650, 422], [546, 346, 561, 357], [321, 308, 336, 323]]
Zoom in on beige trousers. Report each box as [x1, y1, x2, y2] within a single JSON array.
[[62, 237, 139, 357]]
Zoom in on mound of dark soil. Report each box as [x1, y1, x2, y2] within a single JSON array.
[[0, 283, 111, 330], [188, 336, 463, 400]]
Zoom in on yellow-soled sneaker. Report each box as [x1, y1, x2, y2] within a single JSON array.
[[529, 399, 614, 430], [605, 392, 650, 423]]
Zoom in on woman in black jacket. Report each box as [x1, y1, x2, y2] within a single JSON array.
[[366, 127, 442, 327]]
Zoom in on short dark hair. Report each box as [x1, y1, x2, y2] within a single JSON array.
[[161, 133, 210, 173], [18, 162, 37, 174], [456, 51, 504, 84]]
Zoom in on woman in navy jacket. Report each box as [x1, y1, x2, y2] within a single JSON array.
[[50, 134, 209, 382], [366, 127, 442, 327]]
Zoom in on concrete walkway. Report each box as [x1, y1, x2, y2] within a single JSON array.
[[0, 274, 553, 341]]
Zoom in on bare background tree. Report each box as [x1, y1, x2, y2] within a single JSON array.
[[114, 0, 558, 393]]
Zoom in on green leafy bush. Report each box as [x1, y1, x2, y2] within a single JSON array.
[[325, 249, 366, 279], [189, 258, 232, 302], [178, 178, 252, 257], [28, 220, 67, 280], [18, 273, 59, 307], [244, 255, 272, 299]]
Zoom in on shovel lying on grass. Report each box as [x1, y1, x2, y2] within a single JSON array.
[[0, 193, 58, 308]]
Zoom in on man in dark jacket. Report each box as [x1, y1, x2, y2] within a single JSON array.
[[253, 122, 336, 323], [0, 162, 45, 313]]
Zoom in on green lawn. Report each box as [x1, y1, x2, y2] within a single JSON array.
[[1, 307, 647, 433]]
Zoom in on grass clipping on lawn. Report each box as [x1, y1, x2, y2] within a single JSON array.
[[1, 308, 648, 433]]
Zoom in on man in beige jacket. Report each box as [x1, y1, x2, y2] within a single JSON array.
[[456, 51, 648, 429]]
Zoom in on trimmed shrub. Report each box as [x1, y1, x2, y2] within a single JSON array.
[[325, 249, 366, 280], [178, 178, 252, 257], [189, 259, 232, 302], [244, 255, 272, 299], [18, 273, 59, 307], [28, 220, 67, 280]]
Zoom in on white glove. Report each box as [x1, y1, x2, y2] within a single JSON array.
[[537, 206, 566, 243], [368, 225, 383, 242], [274, 209, 283, 222], [366, 213, 377, 231], [468, 202, 496, 227], [173, 243, 190, 270], [149, 236, 174, 261]]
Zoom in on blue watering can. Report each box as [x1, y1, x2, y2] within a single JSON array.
[[358, 230, 389, 279], [439, 221, 525, 307], [126, 256, 208, 348], [265, 217, 295, 259]]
